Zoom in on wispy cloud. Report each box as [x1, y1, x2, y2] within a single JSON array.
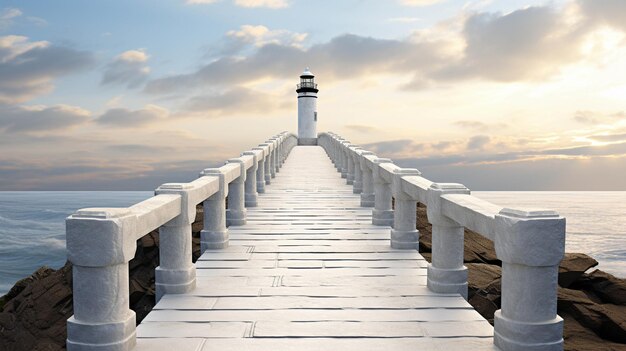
[[0, 8, 21, 29], [0, 35, 94, 104], [96, 105, 169, 127], [0, 104, 90, 133], [102, 49, 150, 88]]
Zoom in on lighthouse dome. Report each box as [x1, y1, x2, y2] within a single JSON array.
[[300, 67, 314, 78]]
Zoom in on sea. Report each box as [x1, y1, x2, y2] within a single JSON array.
[[0, 191, 624, 295]]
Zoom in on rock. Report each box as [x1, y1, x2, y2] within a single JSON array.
[[562, 311, 626, 351], [559, 253, 598, 288], [0, 205, 205, 351], [573, 270, 626, 306], [467, 263, 502, 322], [0, 263, 72, 351], [559, 286, 626, 344]]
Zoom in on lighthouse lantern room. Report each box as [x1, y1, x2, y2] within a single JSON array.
[[296, 67, 318, 145]]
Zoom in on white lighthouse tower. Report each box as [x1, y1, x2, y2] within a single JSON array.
[[296, 67, 318, 145]]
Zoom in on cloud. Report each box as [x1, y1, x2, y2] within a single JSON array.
[[437, 6, 585, 81], [573, 110, 625, 124], [0, 35, 94, 104], [579, 0, 626, 31], [102, 49, 150, 88], [0, 104, 90, 133], [208, 25, 308, 57], [344, 124, 379, 134], [454, 120, 489, 131], [467, 135, 491, 150], [183, 87, 290, 116], [361, 139, 423, 155], [145, 34, 443, 94], [96, 105, 169, 127], [234, 0, 289, 8], [586, 133, 626, 143], [0, 8, 21, 29], [151, 1, 626, 94]]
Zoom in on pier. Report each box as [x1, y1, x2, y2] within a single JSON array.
[[65, 132, 566, 351]]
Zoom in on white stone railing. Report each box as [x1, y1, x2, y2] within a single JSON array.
[[318, 132, 566, 351], [65, 132, 298, 351]]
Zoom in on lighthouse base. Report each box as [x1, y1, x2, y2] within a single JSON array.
[[298, 137, 318, 146]]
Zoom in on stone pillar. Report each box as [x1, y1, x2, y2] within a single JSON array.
[[267, 140, 277, 178], [426, 183, 470, 299], [252, 147, 266, 193], [66, 208, 137, 351], [372, 158, 394, 226], [226, 159, 247, 226], [334, 138, 344, 173], [200, 168, 229, 250], [494, 208, 565, 351], [390, 168, 421, 249], [360, 153, 375, 207], [154, 183, 197, 301], [352, 148, 364, 194], [340, 141, 350, 178], [346, 146, 356, 185], [242, 151, 259, 206], [259, 143, 272, 185]]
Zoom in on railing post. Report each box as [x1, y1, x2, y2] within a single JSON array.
[[226, 158, 247, 226], [66, 209, 137, 351], [269, 137, 280, 174], [259, 143, 273, 185], [426, 183, 470, 299], [494, 209, 565, 351], [242, 151, 259, 206], [252, 147, 266, 193], [390, 168, 421, 249], [352, 148, 363, 194], [200, 169, 229, 250], [346, 145, 356, 185], [340, 140, 350, 178], [334, 138, 344, 172], [154, 183, 197, 301], [267, 139, 277, 178], [359, 152, 375, 207], [372, 158, 394, 226]]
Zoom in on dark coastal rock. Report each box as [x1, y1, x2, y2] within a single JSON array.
[[416, 202, 626, 350], [0, 263, 72, 351], [559, 253, 599, 288], [0, 205, 205, 351]]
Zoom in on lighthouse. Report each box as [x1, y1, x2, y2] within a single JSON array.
[[296, 67, 318, 145]]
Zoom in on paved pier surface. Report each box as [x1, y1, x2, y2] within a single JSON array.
[[135, 146, 498, 351]]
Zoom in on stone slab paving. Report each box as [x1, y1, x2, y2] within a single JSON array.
[[136, 146, 499, 351]]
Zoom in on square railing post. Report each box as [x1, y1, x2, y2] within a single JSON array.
[[372, 158, 394, 226], [359, 152, 376, 207], [426, 182, 470, 299], [494, 209, 565, 351], [154, 183, 198, 301], [351, 148, 364, 194], [226, 158, 247, 226], [200, 169, 229, 250], [390, 168, 421, 249], [242, 151, 259, 206], [66, 209, 138, 351]]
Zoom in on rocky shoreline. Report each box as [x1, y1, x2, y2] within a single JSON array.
[[0, 204, 624, 350]]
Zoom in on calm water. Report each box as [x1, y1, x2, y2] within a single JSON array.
[[0, 191, 624, 295]]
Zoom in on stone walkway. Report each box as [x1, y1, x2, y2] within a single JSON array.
[[135, 146, 498, 351]]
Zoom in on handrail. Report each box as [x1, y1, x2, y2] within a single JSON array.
[[317, 132, 566, 351], [65, 132, 298, 351]]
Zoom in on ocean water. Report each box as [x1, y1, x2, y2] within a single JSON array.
[[0, 191, 152, 295], [0, 191, 624, 295]]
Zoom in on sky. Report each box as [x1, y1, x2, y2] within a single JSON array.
[[0, 0, 625, 190]]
